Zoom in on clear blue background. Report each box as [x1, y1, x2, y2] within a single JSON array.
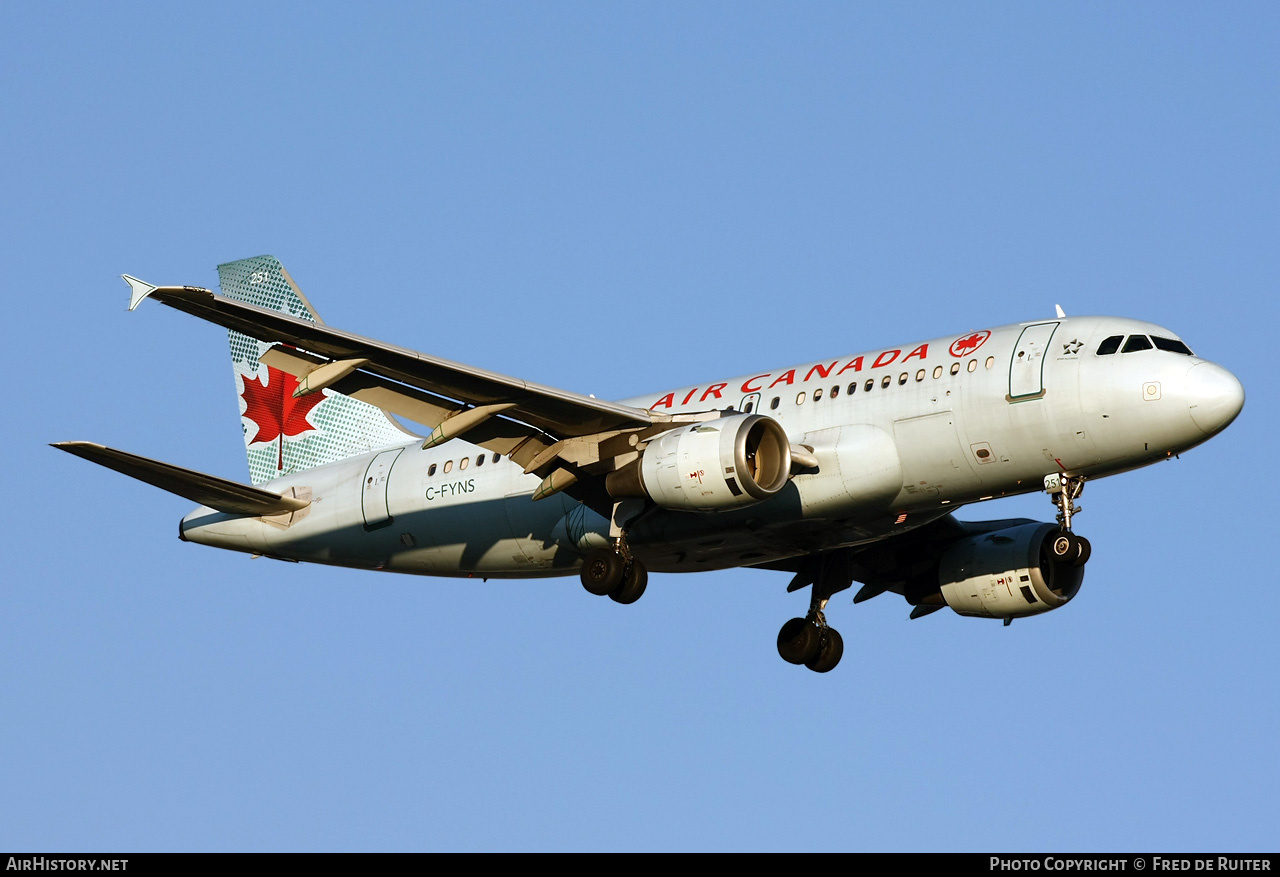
[[2, 2, 1275, 852]]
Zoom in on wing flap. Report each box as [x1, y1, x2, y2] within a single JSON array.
[[258, 344, 558, 465], [52, 442, 310, 516]]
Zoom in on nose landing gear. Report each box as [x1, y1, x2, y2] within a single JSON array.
[[1045, 472, 1091, 566]]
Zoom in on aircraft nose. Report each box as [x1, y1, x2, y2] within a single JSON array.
[[1186, 362, 1245, 435]]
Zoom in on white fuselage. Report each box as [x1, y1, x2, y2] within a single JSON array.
[[179, 315, 1243, 576]]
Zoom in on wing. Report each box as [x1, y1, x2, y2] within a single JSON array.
[[124, 277, 657, 437], [122, 276, 698, 504], [752, 513, 1052, 618]]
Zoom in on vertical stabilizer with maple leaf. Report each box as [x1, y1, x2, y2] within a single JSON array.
[[218, 255, 411, 485]]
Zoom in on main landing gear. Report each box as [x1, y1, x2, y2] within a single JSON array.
[[580, 544, 648, 604], [1045, 472, 1091, 567], [777, 550, 854, 673], [580, 500, 650, 604], [777, 610, 844, 673]]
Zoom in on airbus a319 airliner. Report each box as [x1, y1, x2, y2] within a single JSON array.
[[56, 256, 1245, 672]]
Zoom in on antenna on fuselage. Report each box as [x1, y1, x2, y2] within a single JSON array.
[[1055, 304, 1067, 318]]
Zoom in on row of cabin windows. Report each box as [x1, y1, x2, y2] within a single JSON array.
[[428, 451, 503, 477], [751, 356, 997, 411], [1096, 335, 1194, 356]]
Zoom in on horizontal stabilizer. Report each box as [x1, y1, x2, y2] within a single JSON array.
[[52, 441, 310, 516]]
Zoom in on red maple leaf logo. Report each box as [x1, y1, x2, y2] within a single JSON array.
[[239, 367, 328, 471], [949, 330, 991, 357]]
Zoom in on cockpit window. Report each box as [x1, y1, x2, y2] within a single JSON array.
[[1096, 335, 1123, 356], [1122, 335, 1153, 353], [1152, 335, 1194, 356]]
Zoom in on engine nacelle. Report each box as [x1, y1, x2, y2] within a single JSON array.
[[935, 522, 1084, 619], [608, 414, 792, 511]]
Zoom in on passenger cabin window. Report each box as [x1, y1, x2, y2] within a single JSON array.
[[950, 363, 960, 375], [476, 454, 484, 467], [1096, 335, 1123, 355], [985, 356, 995, 369], [428, 463, 437, 476], [967, 359, 977, 372], [898, 372, 908, 385], [933, 366, 943, 379], [770, 396, 780, 410], [443, 460, 453, 474], [813, 388, 823, 402], [916, 369, 925, 382], [880, 375, 891, 389], [865, 379, 874, 392], [796, 392, 806, 405], [1152, 336, 1194, 355], [1123, 335, 1153, 353], [492, 452, 501, 464], [460, 457, 469, 470], [830, 385, 839, 399], [847, 382, 858, 395]]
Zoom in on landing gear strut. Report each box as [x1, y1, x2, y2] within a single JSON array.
[[1045, 472, 1091, 567]]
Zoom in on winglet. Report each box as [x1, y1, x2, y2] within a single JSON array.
[[122, 274, 158, 311], [1055, 304, 1067, 318]]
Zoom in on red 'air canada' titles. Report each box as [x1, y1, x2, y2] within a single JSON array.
[[650, 343, 933, 409]]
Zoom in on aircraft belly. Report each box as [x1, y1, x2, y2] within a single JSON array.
[[632, 505, 955, 573]]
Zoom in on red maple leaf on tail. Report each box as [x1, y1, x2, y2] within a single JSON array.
[[240, 367, 328, 471]]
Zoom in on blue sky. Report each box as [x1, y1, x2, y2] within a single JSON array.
[[2, 2, 1276, 852]]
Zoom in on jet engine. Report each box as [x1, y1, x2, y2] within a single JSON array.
[[606, 414, 791, 511], [908, 522, 1085, 619]]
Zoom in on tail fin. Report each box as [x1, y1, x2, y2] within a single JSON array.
[[218, 256, 412, 485]]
